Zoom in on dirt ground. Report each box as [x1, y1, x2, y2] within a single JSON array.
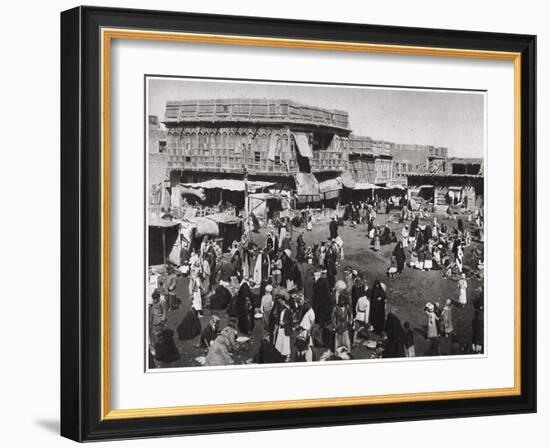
[[154, 210, 483, 368]]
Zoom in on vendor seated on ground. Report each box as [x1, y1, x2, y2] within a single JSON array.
[[200, 315, 220, 350], [205, 326, 238, 367], [209, 281, 232, 310]]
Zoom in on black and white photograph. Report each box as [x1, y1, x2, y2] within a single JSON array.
[[146, 77, 486, 369]]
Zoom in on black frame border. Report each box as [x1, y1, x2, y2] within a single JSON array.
[[61, 6, 536, 442]]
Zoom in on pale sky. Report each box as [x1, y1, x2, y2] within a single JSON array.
[[148, 77, 485, 158]]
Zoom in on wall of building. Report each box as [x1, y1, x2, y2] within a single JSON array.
[[163, 124, 350, 177]]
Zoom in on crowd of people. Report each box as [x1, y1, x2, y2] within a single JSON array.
[[148, 199, 485, 368]]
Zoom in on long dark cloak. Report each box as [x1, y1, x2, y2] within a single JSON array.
[[392, 243, 407, 272], [177, 308, 202, 341], [383, 312, 405, 358], [369, 281, 386, 335], [313, 276, 332, 326]]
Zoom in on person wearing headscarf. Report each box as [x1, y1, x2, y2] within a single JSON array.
[[457, 273, 468, 307], [423, 224, 432, 243], [331, 292, 353, 352], [260, 284, 274, 335], [353, 283, 370, 346], [350, 274, 364, 316], [209, 281, 232, 310], [440, 299, 454, 337], [266, 232, 274, 255], [369, 280, 387, 335], [149, 289, 167, 345], [424, 302, 440, 355], [231, 250, 243, 281], [300, 257, 317, 303], [455, 244, 464, 274], [236, 278, 258, 335], [273, 295, 293, 360], [392, 241, 407, 274], [329, 215, 339, 239], [313, 270, 332, 327], [380, 225, 391, 245], [324, 244, 338, 290], [298, 301, 316, 361], [333, 280, 348, 307], [372, 227, 381, 251], [205, 326, 237, 366], [176, 301, 202, 341], [201, 256, 211, 294], [281, 248, 295, 290], [383, 308, 405, 358], [296, 230, 306, 263], [200, 315, 220, 349]]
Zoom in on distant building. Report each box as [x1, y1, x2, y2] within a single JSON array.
[[392, 143, 449, 179], [445, 157, 483, 175], [348, 136, 394, 184], [406, 173, 483, 211]]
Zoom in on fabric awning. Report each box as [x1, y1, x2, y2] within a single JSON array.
[[204, 212, 242, 225], [293, 172, 319, 196], [293, 132, 313, 158], [180, 179, 274, 193], [385, 182, 405, 190], [353, 182, 378, 190], [319, 178, 342, 193], [338, 170, 356, 189], [319, 178, 342, 200]]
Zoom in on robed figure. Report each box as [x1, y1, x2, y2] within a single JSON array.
[[369, 280, 387, 335], [313, 271, 332, 327], [384, 311, 405, 358], [392, 241, 407, 273], [236, 279, 258, 335]]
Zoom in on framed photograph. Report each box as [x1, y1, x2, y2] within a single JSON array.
[[60, 6, 537, 441]]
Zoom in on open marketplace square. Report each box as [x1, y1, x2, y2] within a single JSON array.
[[146, 77, 485, 369]]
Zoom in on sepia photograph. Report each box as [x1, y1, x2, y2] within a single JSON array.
[[146, 76, 486, 370]]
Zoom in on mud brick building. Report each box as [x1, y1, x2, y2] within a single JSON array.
[[159, 99, 386, 204]]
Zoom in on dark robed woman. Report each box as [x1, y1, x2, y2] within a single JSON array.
[[177, 307, 202, 341], [236, 279, 258, 335], [409, 215, 419, 236], [313, 270, 332, 326], [392, 241, 407, 273], [369, 280, 387, 335], [383, 310, 405, 358]]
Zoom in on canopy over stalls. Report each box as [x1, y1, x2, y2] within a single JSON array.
[[181, 179, 274, 193], [171, 184, 206, 209], [249, 191, 294, 220], [204, 212, 243, 251], [292, 132, 313, 158], [385, 182, 405, 190], [293, 172, 320, 203], [189, 217, 220, 238], [319, 178, 342, 200], [148, 219, 181, 266], [338, 170, 356, 189], [353, 182, 379, 190]]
